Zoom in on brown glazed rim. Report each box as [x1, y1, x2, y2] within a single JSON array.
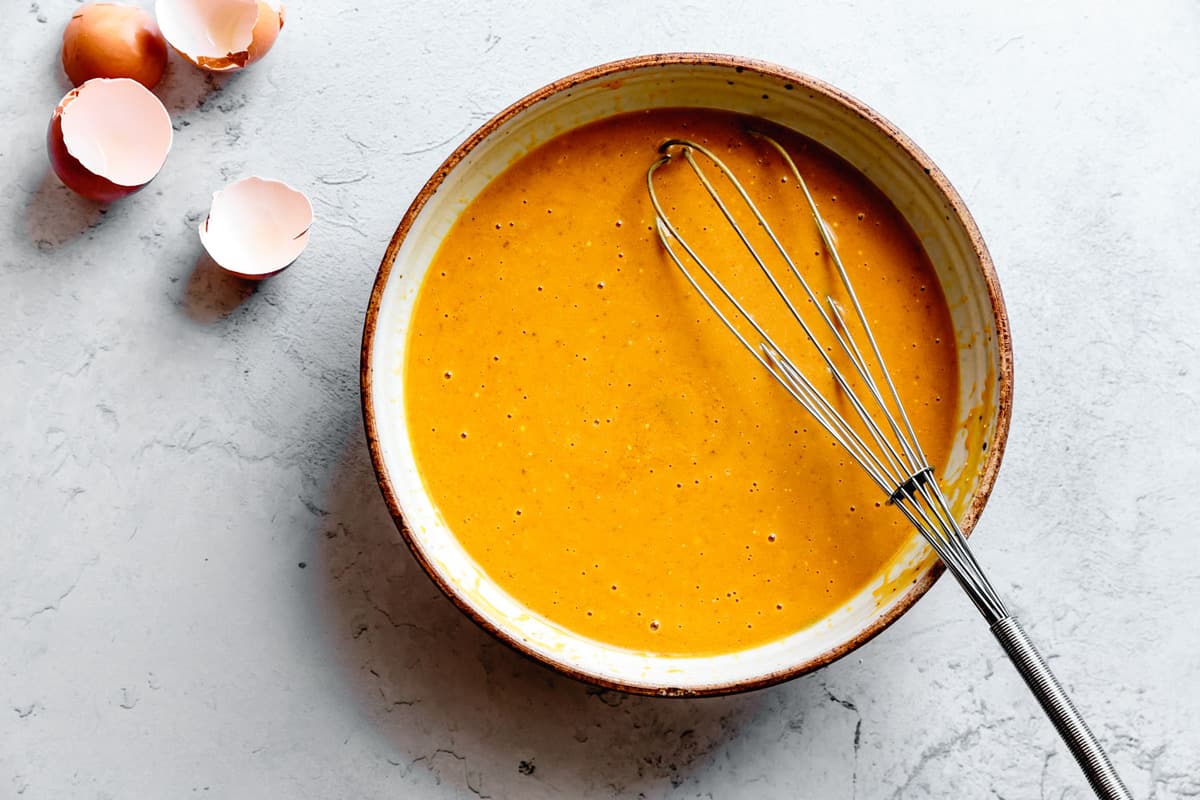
[[360, 53, 1014, 698]]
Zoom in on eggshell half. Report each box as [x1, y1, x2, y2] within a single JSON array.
[[199, 177, 312, 279], [47, 78, 173, 203], [156, 0, 284, 72], [61, 2, 169, 89]]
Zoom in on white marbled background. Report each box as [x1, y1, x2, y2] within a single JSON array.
[[2, 1, 1198, 797]]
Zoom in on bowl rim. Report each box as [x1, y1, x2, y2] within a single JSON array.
[[359, 52, 1015, 698]]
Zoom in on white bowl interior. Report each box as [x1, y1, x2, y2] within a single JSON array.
[[367, 61, 1004, 693]]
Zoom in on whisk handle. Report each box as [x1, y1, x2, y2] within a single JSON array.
[[990, 616, 1132, 800]]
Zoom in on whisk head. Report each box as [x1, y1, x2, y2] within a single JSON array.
[[646, 133, 1007, 623]]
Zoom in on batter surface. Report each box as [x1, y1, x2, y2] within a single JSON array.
[[405, 108, 958, 655]]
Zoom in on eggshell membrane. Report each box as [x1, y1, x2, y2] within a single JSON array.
[[61, 2, 169, 89], [156, 0, 284, 71], [48, 78, 172, 202], [199, 177, 312, 279]]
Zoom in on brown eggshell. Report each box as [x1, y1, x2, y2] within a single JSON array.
[[198, 176, 312, 279], [245, 0, 284, 66], [46, 78, 173, 203], [47, 88, 129, 203], [62, 2, 169, 90], [156, 0, 284, 72]]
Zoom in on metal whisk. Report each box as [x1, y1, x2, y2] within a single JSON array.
[[647, 135, 1131, 800]]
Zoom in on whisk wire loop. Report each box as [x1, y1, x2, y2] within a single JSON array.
[[649, 141, 943, 512], [753, 133, 932, 473], [649, 143, 923, 497]]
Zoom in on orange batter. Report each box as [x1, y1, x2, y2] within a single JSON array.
[[405, 109, 958, 656]]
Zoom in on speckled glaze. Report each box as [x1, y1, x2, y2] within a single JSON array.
[[361, 54, 1013, 696]]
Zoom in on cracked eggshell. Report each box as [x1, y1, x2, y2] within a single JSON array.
[[61, 2, 169, 89], [199, 177, 312, 280], [47, 78, 173, 203], [156, 0, 285, 72]]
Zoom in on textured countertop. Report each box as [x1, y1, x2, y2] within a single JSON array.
[[3, 2, 1199, 798]]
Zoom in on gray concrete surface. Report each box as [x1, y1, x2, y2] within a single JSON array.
[[3, 1, 1198, 797]]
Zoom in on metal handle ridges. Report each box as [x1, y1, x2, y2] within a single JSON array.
[[992, 616, 1132, 800]]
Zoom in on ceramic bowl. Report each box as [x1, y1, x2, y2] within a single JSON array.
[[361, 54, 1013, 696]]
